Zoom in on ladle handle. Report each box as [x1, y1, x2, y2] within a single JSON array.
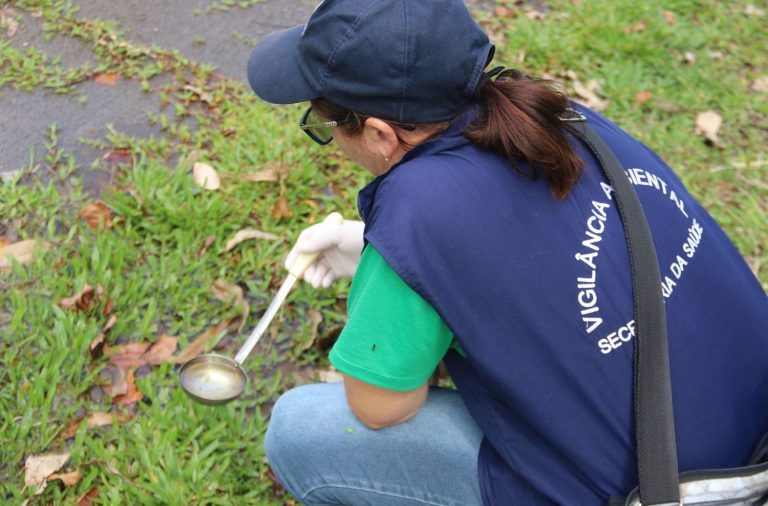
[[232, 212, 345, 365], [285, 212, 344, 278]]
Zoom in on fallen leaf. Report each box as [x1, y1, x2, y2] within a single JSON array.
[[683, 51, 696, 64], [101, 148, 133, 170], [0, 7, 20, 37], [242, 169, 279, 183], [564, 70, 609, 111], [78, 200, 113, 229], [174, 320, 233, 364], [745, 4, 766, 16], [109, 342, 150, 370], [624, 21, 645, 34], [662, 10, 676, 26], [694, 110, 723, 147], [182, 84, 214, 104], [77, 487, 99, 506], [750, 76, 768, 93], [0, 169, 22, 181], [113, 369, 143, 405], [198, 235, 216, 257], [271, 188, 293, 219], [24, 453, 70, 493], [225, 229, 279, 251], [89, 314, 117, 359], [316, 367, 344, 383], [300, 310, 324, 352], [308, 309, 323, 340], [58, 284, 105, 312], [0, 239, 50, 269], [192, 162, 221, 190], [524, 6, 546, 20], [493, 6, 511, 17], [101, 366, 128, 398], [141, 335, 178, 365], [48, 470, 82, 487], [211, 280, 249, 333], [636, 91, 653, 105], [93, 72, 119, 85]]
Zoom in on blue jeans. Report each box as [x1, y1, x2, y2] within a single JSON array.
[[264, 383, 484, 505]]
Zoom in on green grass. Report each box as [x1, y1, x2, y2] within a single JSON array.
[[1, 0, 766, 504]]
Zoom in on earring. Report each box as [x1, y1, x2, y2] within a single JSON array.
[[384, 156, 390, 162]]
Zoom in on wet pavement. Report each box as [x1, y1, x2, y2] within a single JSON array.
[[0, 0, 315, 177]]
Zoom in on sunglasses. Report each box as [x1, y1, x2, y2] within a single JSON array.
[[299, 106, 355, 145]]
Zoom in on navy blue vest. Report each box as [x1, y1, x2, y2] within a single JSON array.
[[357, 104, 768, 504]]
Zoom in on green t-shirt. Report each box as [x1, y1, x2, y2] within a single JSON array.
[[329, 244, 460, 391]]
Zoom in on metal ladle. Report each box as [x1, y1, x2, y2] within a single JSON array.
[[179, 212, 344, 405]]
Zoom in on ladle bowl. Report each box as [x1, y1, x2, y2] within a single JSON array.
[[177, 212, 344, 405], [179, 354, 247, 405]]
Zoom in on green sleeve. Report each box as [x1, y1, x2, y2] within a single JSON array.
[[329, 244, 456, 391]]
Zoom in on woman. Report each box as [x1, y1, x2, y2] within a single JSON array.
[[247, 1, 768, 504]]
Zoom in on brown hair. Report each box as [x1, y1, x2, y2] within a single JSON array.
[[312, 71, 584, 199], [466, 70, 583, 199]]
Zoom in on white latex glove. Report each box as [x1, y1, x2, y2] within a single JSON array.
[[285, 218, 365, 288]]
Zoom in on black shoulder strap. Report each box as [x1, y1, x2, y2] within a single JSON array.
[[561, 110, 680, 505]]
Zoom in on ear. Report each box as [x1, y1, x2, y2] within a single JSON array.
[[361, 118, 400, 160]]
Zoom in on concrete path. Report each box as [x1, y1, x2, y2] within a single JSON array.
[[0, 0, 314, 179]]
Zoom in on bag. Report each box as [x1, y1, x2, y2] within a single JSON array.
[[561, 110, 768, 506]]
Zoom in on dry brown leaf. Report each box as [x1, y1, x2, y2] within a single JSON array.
[[636, 91, 653, 105], [89, 314, 117, 359], [0, 239, 50, 269], [271, 188, 293, 219], [198, 235, 216, 257], [750, 76, 768, 93], [48, 470, 83, 487], [109, 342, 151, 370], [77, 487, 99, 506], [694, 110, 723, 147], [58, 284, 105, 312], [101, 366, 128, 398], [564, 70, 609, 111], [192, 162, 221, 190], [524, 7, 546, 20], [182, 84, 214, 104], [113, 369, 143, 405], [93, 72, 119, 85], [662, 10, 676, 26], [624, 21, 645, 34], [78, 200, 113, 229], [300, 309, 324, 352], [242, 169, 279, 183], [225, 228, 279, 251], [174, 320, 232, 363], [141, 335, 178, 365], [24, 453, 70, 493], [78, 411, 131, 430], [211, 280, 249, 333], [0, 6, 20, 37], [493, 6, 511, 17], [0, 169, 21, 182], [745, 4, 766, 16]]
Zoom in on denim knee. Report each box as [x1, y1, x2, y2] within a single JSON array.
[[264, 383, 346, 492]]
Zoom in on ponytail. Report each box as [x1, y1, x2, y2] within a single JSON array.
[[464, 71, 584, 199]]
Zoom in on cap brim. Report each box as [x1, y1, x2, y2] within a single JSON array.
[[247, 24, 317, 104]]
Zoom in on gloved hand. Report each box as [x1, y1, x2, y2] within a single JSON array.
[[285, 217, 365, 288]]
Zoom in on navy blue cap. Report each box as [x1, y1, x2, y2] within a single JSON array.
[[247, 0, 494, 123]]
